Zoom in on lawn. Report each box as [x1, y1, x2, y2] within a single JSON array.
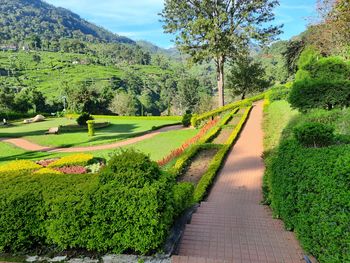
[[0, 126, 198, 164], [0, 117, 180, 147], [263, 100, 299, 153]]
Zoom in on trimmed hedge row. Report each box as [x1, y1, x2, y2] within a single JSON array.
[[265, 140, 350, 263], [191, 93, 264, 127], [0, 150, 193, 254], [193, 106, 253, 202], [172, 108, 240, 176], [66, 114, 182, 121]]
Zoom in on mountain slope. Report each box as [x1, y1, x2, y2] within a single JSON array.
[[0, 0, 134, 44]]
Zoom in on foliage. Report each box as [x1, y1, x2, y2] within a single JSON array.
[[161, 0, 281, 106], [304, 56, 350, 81], [255, 40, 290, 83], [228, 56, 271, 99], [177, 77, 201, 113], [34, 168, 63, 175], [181, 112, 192, 127], [0, 0, 133, 45], [265, 140, 350, 263], [87, 120, 95, 136], [0, 149, 194, 254], [289, 79, 350, 111], [191, 93, 264, 128], [173, 182, 194, 216], [48, 153, 94, 168], [0, 160, 41, 173], [268, 84, 292, 102], [293, 122, 335, 147], [76, 112, 94, 126], [108, 91, 138, 116]]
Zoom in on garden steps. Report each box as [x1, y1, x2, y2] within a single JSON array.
[[173, 102, 305, 263]]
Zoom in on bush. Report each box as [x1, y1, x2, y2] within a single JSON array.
[[269, 85, 291, 101], [48, 153, 94, 168], [305, 56, 350, 82], [289, 79, 350, 111], [265, 140, 350, 262], [173, 182, 194, 217], [182, 112, 192, 127], [0, 149, 194, 254], [293, 122, 335, 147], [76, 112, 94, 126], [87, 120, 95, 136]]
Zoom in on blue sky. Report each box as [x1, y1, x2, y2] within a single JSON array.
[[46, 0, 317, 48]]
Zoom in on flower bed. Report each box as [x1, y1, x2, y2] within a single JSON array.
[[157, 118, 219, 166], [47, 153, 94, 168], [0, 160, 41, 173]]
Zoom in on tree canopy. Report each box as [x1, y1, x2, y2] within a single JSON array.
[[161, 0, 281, 106]]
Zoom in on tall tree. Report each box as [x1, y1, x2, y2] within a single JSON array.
[[161, 0, 281, 106], [227, 55, 271, 100]]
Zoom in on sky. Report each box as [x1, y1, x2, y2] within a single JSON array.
[[45, 0, 317, 49]]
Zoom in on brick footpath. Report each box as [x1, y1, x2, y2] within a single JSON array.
[[172, 102, 305, 263]]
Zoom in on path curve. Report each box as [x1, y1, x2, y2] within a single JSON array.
[[0, 125, 186, 153], [173, 102, 305, 263]]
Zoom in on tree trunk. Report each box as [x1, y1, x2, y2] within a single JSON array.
[[217, 56, 225, 107], [241, 92, 246, 100]]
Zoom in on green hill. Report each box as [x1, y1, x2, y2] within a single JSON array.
[[0, 0, 134, 44]]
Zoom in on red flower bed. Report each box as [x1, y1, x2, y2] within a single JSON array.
[[54, 166, 87, 174], [36, 158, 59, 167], [157, 118, 219, 166]]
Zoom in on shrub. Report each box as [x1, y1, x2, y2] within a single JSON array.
[[265, 140, 350, 262], [182, 112, 192, 127], [0, 177, 45, 252], [0, 160, 41, 173], [173, 182, 194, 217], [48, 153, 94, 168], [90, 149, 175, 253], [269, 85, 291, 101], [305, 56, 350, 82], [293, 122, 335, 147], [76, 112, 94, 126], [289, 79, 350, 111], [87, 120, 95, 136]]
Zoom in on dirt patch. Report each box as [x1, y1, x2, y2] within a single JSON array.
[[212, 127, 234, 144], [179, 148, 219, 185]]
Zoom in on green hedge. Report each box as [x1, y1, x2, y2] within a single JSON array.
[[191, 93, 264, 127], [289, 80, 350, 111], [0, 150, 193, 254], [265, 140, 350, 263], [66, 113, 182, 121]]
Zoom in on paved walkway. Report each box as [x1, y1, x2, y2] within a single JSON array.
[[0, 125, 185, 153], [173, 102, 305, 263]]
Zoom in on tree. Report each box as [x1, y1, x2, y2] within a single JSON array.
[[109, 92, 138, 116], [161, 0, 281, 106], [177, 77, 200, 113], [227, 56, 271, 100]]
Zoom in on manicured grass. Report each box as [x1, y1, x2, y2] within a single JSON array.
[[0, 128, 198, 164], [0, 117, 180, 147], [263, 100, 299, 153]]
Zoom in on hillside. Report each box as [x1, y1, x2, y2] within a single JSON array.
[[0, 0, 134, 44]]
